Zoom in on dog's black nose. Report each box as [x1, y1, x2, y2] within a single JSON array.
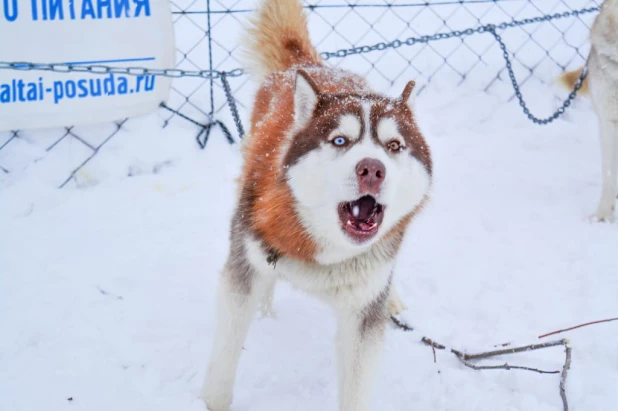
[[356, 158, 385, 194]]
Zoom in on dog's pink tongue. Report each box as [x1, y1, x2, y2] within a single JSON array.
[[355, 197, 375, 220], [358, 219, 376, 231]]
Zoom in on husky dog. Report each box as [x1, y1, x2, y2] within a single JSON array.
[[559, 0, 618, 222], [201, 0, 432, 410]]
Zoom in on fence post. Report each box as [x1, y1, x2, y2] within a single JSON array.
[[206, 0, 215, 119]]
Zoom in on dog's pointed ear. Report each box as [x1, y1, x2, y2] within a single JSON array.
[[294, 70, 319, 128], [400, 80, 416, 108]]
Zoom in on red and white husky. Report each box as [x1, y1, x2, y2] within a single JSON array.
[[202, 1, 433, 410]]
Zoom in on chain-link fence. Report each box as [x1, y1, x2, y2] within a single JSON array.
[[0, 0, 601, 188]]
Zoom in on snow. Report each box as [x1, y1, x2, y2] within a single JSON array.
[[2, 83, 617, 411], [1, 1, 617, 411]]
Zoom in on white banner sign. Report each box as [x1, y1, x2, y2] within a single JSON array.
[[0, 0, 175, 131]]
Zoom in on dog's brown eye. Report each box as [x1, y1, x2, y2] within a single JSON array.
[[387, 140, 401, 152]]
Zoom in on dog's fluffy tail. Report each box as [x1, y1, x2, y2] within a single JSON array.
[[556, 67, 589, 96], [244, 0, 323, 78]]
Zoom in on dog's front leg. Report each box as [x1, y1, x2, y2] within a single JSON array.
[[336, 291, 389, 411], [595, 117, 618, 222], [201, 260, 265, 411]]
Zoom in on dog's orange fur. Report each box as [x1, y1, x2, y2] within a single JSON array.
[[238, 0, 429, 263], [237, 0, 385, 263], [244, 0, 323, 78], [244, 73, 318, 262], [557, 67, 589, 96], [241, 68, 373, 262]]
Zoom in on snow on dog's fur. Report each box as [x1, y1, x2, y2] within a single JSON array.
[[201, 1, 433, 410], [558, 0, 618, 222]]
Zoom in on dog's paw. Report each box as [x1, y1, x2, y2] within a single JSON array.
[[589, 210, 616, 223], [387, 294, 408, 316], [200, 392, 231, 411], [200, 380, 232, 411]]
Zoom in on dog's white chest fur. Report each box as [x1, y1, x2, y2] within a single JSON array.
[[245, 236, 394, 311]]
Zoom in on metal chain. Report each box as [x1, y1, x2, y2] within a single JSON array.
[[0, 5, 599, 128], [0, 61, 244, 79], [196, 120, 235, 149], [316, 6, 596, 126], [488, 27, 588, 125], [0, 7, 598, 79], [319, 6, 600, 60], [220, 72, 245, 139]]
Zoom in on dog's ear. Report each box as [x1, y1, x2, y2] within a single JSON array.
[[400, 80, 416, 108], [294, 70, 320, 128]]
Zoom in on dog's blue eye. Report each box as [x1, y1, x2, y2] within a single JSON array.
[[332, 137, 347, 146]]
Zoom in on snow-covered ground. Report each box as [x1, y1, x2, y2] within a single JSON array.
[[1, 1, 617, 411], [2, 86, 617, 411]]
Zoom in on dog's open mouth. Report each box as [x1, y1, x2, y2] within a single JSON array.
[[338, 195, 385, 243]]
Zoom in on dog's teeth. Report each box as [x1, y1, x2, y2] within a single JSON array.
[[352, 205, 360, 218], [347, 220, 353, 226]]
